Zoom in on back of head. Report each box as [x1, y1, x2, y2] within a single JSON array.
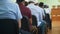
[[44, 5, 49, 8], [44, 5, 47, 8], [28, 1, 35, 4], [35, 3, 39, 6], [16, 0, 25, 3], [25, 1, 28, 6], [39, 2, 44, 7]]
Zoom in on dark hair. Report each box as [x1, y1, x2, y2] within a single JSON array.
[[44, 5, 47, 8], [35, 3, 39, 6], [44, 5, 49, 8], [39, 2, 44, 7], [16, 0, 25, 3], [29, 1, 34, 4], [25, 1, 28, 6]]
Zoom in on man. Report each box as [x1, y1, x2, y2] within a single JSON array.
[[39, 2, 46, 20], [0, 0, 22, 34], [44, 5, 52, 30], [17, 0, 34, 32], [27, 1, 46, 34]]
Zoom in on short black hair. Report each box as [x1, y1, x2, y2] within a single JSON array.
[[44, 5, 47, 8], [39, 2, 44, 7], [44, 5, 49, 8], [16, 0, 25, 3], [25, 1, 28, 6]]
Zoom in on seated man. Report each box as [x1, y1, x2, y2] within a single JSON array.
[[27, 1, 46, 34], [44, 5, 52, 30], [17, 0, 37, 33], [0, 0, 22, 34]]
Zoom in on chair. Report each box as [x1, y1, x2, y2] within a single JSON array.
[[0, 19, 18, 34], [32, 15, 47, 34], [32, 15, 38, 34], [32, 15, 37, 27], [21, 15, 30, 31]]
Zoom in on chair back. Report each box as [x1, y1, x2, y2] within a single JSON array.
[[21, 15, 30, 31], [32, 15, 37, 27]]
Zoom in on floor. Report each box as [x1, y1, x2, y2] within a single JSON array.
[[48, 21, 60, 34]]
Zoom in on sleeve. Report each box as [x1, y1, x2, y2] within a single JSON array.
[[16, 4, 22, 20], [42, 9, 45, 17], [27, 8, 32, 18]]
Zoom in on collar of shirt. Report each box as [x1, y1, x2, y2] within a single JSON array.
[[27, 3, 37, 9]]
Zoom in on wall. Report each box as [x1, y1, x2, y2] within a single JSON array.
[[38, 0, 60, 8], [12, 0, 60, 8]]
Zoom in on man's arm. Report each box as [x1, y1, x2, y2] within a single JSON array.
[[16, 4, 22, 28], [29, 18, 32, 25], [18, 20, 21, 28]]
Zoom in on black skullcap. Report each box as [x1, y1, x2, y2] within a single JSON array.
[[44, 5, 49, 8], [39, 2, 44, 7], [16, 0, 25, 3]]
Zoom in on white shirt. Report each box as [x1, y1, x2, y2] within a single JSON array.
[[44, 8, 51, 14], [27, 3, 42, 27], [36, 6, 45, 20], [44, 8, 51, 18]]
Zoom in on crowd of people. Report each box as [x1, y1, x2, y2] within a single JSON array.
[[0, 0, 51, 34]]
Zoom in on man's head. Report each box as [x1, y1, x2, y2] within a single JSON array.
[[17, 0, 25, 5], [39, 2, 44, 8], [44, 5, 49, 8], [35, 3, 39, 6], [16, 0, 25, 3], [28, 1, 35, 4], [25, 1, 28, 6]]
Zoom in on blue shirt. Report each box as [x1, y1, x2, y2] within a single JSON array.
[[0, 0, 22, 20]]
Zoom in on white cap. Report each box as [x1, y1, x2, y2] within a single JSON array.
[[25, 0, 29, 2], [28, 0, 38, 3], [29, 0, 36, 2]]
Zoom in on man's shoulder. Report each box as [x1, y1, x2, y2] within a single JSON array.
[[27, 4, 36, 8], [25, 7, 30, 9], [9, 3, 18, 6], [25, 6, 31, 12]]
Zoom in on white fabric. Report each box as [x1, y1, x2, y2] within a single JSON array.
[[44, 8, 51, 14], [36, 6, 45, 20], [44, 8, 51, 19], [27, 3, 42, 27]]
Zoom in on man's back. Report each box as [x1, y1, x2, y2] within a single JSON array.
[[27, 3, 42, 26], [0, 0, 22, 34], [27, 3, 41, 22], [0, 1, 22, 19], [19, 3, 32, 19]]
